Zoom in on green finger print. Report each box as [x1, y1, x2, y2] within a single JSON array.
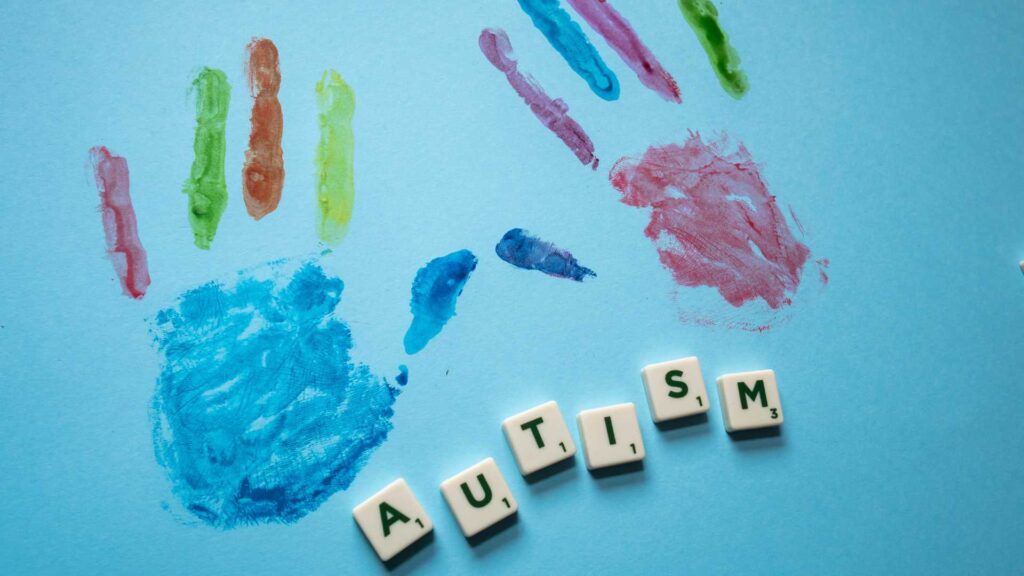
[[183, 67, 231, 249], [315, 69, 356, 246], [677, 0, 748, 99]]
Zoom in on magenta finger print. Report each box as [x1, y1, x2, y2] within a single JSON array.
[[566, 0, 681, 103], [479, 27, 599, 169]]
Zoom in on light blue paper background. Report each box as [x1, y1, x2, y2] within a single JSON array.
[[1, 1, 1022, 574]]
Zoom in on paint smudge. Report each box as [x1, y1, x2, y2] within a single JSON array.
[[676, 0, 748, 98], [816, 258, 830, 285], [396, 365, 409, 386], [479, 28, 599, 169], [150, 259, 401, 528], [183, 67, 231, 249], [496, 228, 595, 281], [566, 0, 681, 103], [403, 250, 478, 355], [315, 70, 356, 245], [609, 133, 811, 312], [242, 38, 284, 220], [516, 0, 620, 100], [89, 146, 150, 299]]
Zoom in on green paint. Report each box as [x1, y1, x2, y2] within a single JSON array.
[[460, 474, 493, 508], [665, 369, 689, 398], [738, 380, 768, 410], [677, 0, 748, 98], [520, 417, 546, 448], [183, 67, 230, 250], [315, 69, 356, 245], [378, 502, 410, 537]]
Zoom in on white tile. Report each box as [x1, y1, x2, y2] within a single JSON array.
[[352, 479, 433, 562], [716, 369, 785, 432], [440, 458, 518, 538], [641, 356, 711, 423], [502, 401, 577, 475], [576, 403, 645, 470]]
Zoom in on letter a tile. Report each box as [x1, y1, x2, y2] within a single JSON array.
[[352, 479, 433, 562]]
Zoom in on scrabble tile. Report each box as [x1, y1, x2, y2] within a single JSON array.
[[716, 369, 784, 432], [440, 458, 518, 538], [502, 401, 577, 475], [352, 479, 433, 562], [576, 403, 645, 470], [641, 356, 711, 423]]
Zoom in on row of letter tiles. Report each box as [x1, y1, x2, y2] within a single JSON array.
[[353, 459, 519, 561], [356, 402, 646, 560], [503, 400, 645, 472], [643, 357, 784, 432], [355, 366, 785, 560]]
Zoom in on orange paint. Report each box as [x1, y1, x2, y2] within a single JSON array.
[[242, 38, 284, 219]]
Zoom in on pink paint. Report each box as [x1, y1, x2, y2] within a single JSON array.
[[89, 146, 150, 299], [566, 0, 681, 103], [609, 133, 811, 309], [479, 27, 599, 169]]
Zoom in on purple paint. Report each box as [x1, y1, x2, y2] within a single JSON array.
[[566, 0, 681, 103], [496, 228, 596, 281], [479, 27, 599, 169]]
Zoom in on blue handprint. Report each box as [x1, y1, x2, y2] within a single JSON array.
[[151, 259, 403, 528]]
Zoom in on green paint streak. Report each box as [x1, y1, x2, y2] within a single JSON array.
[[315, 70, 356, 245], [677, 0, 748, 99], [183, 67, 231, 250]]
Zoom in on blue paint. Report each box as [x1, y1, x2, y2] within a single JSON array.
[[496, 228, 596, 281], [517, 0, 620, 100], [150, 260, 401, 529], [396, 365, 409, 386], [403, 249, 478, 354]]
